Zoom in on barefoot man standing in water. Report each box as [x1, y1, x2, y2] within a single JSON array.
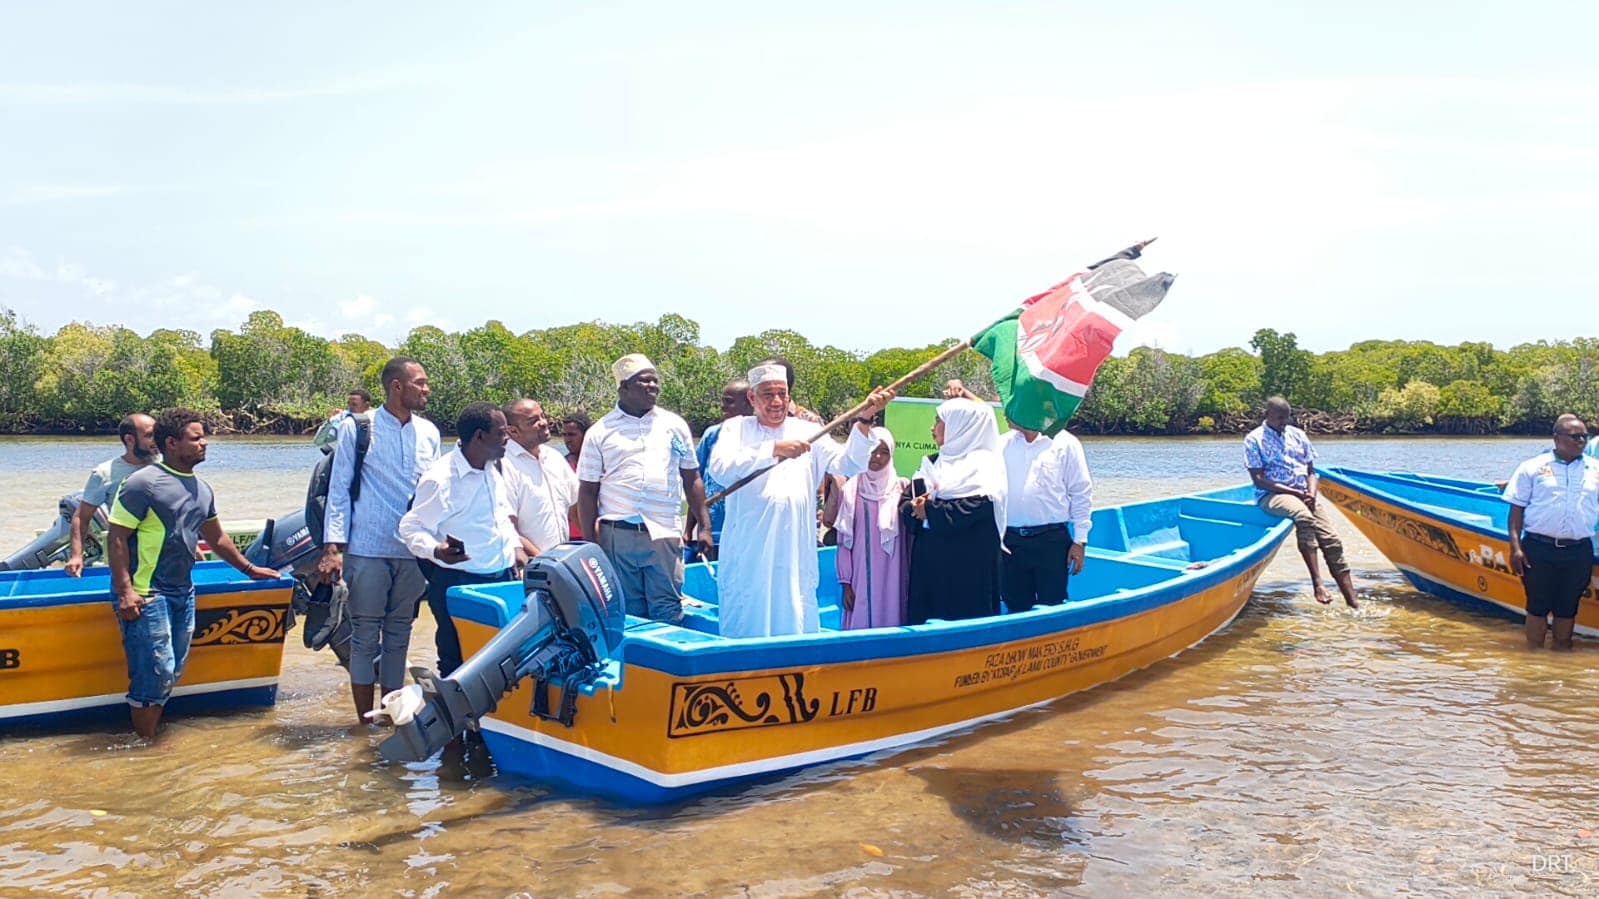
[[1245, 396, 1358, 608]]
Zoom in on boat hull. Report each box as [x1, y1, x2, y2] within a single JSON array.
[[450, 487, 1291, 803], [1317, 467, 1599, 635], [0, 562, 295, 726]]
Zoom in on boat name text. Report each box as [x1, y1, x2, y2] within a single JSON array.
[[953, 636, 1109, 688]]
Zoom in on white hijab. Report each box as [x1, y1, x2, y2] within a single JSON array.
[[835, 427, 906, 555], [915, 398, 1007, 539]]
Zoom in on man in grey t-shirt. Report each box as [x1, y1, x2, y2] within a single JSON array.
[[66, 413, 158, 577]]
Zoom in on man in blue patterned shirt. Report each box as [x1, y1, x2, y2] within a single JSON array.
[[1244, 396, 1357, 608]]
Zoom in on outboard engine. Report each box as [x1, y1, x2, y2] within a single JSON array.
[[377, 542, 625, 763], [243, 509, 345, 664], [0, 492, 106, 571]]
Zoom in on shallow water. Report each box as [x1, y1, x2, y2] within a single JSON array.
[[5, 435, 1599, 896]]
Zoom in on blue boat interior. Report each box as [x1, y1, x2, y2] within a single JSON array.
[[448, 484, 1289, 684], [1318, 467, 1514, 534]]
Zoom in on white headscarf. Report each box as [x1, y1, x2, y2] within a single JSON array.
[[835, 427, 905, 554], [916, 398, 1007, 539]]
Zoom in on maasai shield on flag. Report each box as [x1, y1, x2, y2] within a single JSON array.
[[973, 257, 1174, 435]]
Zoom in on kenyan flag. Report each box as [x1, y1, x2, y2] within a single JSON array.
[[973, 256, 1174, 435]]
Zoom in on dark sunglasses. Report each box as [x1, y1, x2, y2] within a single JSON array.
[[1558, 432, 1590, 441]]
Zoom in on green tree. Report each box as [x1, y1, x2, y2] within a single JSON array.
[[1436, 379, 1503, 434], [1250, 328, 1313, 403], [1372, 380, 1441, 432], [1196, 347, 1263, 418], [0, 308, 45, 430]]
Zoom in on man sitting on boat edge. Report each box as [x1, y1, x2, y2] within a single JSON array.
[[1244, 396, 1359, 609]]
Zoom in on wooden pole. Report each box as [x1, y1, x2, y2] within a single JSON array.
[[704, 337, 974, 506]]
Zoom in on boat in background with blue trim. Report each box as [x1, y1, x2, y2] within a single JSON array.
[[429, 484, 1291, 804], [1317, 466, 1599, 634], [0, 562, 295, 727]]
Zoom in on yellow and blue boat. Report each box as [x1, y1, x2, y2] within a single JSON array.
[[0, 562, 295, 726], [385, 485, 1291, 804], [1317, 466, 1599, 635]]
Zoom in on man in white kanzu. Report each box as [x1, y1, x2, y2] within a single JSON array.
[[708, 364, 894, 638]]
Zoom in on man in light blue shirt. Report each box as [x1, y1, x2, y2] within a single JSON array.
[[316, 357, 441, 724]]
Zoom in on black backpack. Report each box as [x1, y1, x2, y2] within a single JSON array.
[[305, 416, 372, 547]]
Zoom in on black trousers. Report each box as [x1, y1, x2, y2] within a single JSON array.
[[1522, 535, 1593, 619], [1001, 526, 1073, 612], [417, 561, 513, 676]]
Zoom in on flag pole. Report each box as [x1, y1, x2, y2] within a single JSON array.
[[703, 237, 1158, 506], [704, 338, 973, 506]]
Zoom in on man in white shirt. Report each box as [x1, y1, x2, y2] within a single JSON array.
[[577, 354, 713, 622], [999, 420, 1093, 611], [502, 398, 579, 556], [1505, 414, 1599, 650], [400, 401, 526, 675]]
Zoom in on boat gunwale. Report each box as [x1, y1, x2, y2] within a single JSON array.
[[0, 560, 294, 609]]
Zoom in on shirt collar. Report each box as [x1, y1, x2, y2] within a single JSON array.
[[376, 405, 412, 429], [449, 446, 487, 477], [614, 404, 657, 422]]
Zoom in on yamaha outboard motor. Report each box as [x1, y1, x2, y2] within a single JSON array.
[[377, 542, 625, 763], [0, 492, 106, 571], [243, 509, 348, 665]]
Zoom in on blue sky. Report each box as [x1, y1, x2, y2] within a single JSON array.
[[2, 1, 1595, 357]]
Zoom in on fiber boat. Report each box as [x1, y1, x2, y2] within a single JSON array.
[[0, 562, 295, 726], [1317, 466, 1599, 635], [378, 485, 1291, 804]]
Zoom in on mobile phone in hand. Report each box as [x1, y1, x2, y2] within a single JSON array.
[[445, 534, 465, 554]]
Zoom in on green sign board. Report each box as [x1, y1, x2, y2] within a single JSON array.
[[882, 397, 1008, 479]]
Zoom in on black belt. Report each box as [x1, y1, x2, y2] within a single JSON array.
[[601, 519, 647, 532], [1525, 532, 1593, 549], [1006, 523, 1068, 538]]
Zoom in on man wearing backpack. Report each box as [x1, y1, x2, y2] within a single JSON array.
[[317, 357, 441, 725]]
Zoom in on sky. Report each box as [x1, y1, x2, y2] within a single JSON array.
[[2, 1, 1596, 359]]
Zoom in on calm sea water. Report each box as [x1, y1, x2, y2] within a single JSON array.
[[5, 435, 1598, 896]]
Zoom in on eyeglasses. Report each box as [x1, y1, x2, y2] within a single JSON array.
[[1558, 432, 1590, 441]]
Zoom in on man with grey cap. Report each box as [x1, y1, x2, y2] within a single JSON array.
[[577, 354, 712, 622], [708, 364, 895, 638]]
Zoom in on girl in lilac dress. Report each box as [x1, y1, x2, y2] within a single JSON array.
[[831, 427, 910, 629]]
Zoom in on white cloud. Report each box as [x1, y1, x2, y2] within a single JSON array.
[[0, 246, 46, 280], [339, 293, 378, 319]]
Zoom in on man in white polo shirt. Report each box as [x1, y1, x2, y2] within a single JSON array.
[[1505, 413, 1599, 651], [501, 398, 579, 557], [577, 354, 713, 622]]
